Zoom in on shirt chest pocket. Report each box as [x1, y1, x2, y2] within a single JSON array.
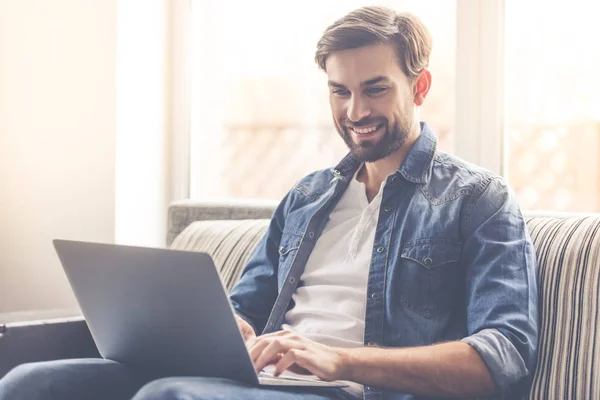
[[398, 241, 462, 318], [277, 231, 302, 290]]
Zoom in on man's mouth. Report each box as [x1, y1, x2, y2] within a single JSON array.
[[349, 123, 385, 136]]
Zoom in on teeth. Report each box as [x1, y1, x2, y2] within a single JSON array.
[[353, 125, 379, 134]]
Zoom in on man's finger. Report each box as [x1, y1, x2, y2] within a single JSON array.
[[253, 338, 294, 373], [243, 329, 256, 342], [256, 329, 293, 339], [273, 349, 314, 377], [247, 336, 271, 362]]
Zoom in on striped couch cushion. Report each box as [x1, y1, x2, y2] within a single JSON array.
[[525, 216, 600, 399], [170, 219, 269, 291], [170, 215, 600, 398]]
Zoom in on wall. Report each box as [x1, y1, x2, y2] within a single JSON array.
[[0, 0, 118, 320]]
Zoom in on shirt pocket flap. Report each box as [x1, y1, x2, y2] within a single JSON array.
[[401, 241, 461, 269]]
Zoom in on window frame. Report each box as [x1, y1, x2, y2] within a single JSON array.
[[455, 0, 505, 176]]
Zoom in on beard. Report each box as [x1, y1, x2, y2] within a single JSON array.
[[335, 111, 413, 163]]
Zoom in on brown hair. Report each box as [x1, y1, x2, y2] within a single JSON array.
[[315, 6, 432, 81]]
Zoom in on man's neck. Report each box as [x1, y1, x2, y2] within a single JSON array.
[[356, 125, 421, 202]]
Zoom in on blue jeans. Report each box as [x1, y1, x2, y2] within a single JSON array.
[[0, 359, 358, 400]]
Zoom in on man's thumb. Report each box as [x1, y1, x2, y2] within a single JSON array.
[[243, 327, 256, 341]]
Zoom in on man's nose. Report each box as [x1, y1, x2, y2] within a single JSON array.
[[347, 96, 371, 123]]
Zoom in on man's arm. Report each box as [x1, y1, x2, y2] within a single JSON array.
[[459, 177, 539, 395], [229, 192, 292, 334], [250, 330, 495, 397], [342, 342, 495, 397]]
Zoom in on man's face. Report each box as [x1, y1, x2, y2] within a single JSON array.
[[325, 43, 415, 163]]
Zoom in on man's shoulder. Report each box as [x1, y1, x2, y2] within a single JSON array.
[[427, 151, 505, 201], [434, 151, 499, 179], [289, 168, 336, 201]]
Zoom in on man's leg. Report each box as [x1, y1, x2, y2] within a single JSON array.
[[0, 358, 151, 400], [132, 377, 359, 400]]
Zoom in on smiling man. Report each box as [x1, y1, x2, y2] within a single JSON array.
[[0, 6, 538, 400], [231, 6, 538, 400]]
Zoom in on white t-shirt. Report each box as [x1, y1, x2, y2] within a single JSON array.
[[284, 170, 385, 398]]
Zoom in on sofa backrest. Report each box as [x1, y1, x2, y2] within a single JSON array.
[[167, 199, 277, 247], [523, 214, 600, 398], [168, 201, 600, 398]]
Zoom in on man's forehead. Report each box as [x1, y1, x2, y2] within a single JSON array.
[[324, 43, 405, 85]]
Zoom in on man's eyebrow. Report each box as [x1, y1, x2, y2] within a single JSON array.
[[361, 76, 390, 86], [327, 76, 390, 89], [327, 80, 346, 88]]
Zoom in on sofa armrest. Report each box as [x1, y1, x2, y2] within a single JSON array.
[[0, 317, 99, 378]]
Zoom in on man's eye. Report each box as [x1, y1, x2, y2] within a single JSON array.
[[366, 87, 387, 95], [332, 89, 350, 96]]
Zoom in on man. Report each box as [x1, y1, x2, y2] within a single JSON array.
[[0, 6, 538, 400]]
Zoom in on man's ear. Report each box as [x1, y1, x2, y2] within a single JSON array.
[[413, 69, 432, 106]]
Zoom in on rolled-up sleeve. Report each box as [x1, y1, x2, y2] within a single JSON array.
[[460, 177, 539, 396]]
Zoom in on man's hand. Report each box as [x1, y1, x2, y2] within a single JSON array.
[[235, 315, 256, 342], [246, 328, 347, 381]]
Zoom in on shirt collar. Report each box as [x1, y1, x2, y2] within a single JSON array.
[[332, 121, 437, 185], [397, 121, 437, 184]]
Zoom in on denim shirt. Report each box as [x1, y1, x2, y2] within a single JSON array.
[[230, 122, 538, 400]]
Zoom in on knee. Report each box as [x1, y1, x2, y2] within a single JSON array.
[[0, 362, 54, 400], [132, 377, 245, 400], [132, 378, 187, 400]]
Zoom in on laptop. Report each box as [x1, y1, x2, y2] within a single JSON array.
[[53, 239, 347, 388]]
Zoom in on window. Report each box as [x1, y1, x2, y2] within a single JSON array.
[[183, 1, 600, 212], [505, 0, 600, 212], [189, 0, 456, 200]]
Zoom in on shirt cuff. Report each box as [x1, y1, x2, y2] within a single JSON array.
[[462, 328, 529, 396]]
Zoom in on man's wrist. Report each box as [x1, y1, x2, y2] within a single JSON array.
[[337, 347, 361, 381]]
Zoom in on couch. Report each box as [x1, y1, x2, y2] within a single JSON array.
[[1, 200, 599, 399]]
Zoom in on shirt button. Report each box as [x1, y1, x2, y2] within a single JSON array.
[[384, 206, 392, 212], [308, 232, 315, 238], [390, 176, 398, 183], [289, 277, 296, 283], [376, 246, 385, 253], [424, 257, 433, 266], [371, 293, 380, 300]]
